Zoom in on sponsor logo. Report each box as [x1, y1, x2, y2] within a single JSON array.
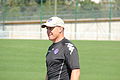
[[65, 43, 74, 55]]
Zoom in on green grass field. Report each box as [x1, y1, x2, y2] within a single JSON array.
[[0, 39, 120, 80]]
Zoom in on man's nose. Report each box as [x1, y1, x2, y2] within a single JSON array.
[[47, 29, 51, 33]]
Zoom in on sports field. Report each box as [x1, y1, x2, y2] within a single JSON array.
[[0, 39, 120, 80]]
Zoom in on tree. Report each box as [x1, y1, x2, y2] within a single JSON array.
[[114, 0, 120, 10], [5, 0, 30, 7]]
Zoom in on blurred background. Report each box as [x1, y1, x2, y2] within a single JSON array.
[[0, 1, 120, 80], [0, 0, 120, 40]]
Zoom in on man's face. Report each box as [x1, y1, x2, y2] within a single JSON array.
[[46, 26, 62, 42]]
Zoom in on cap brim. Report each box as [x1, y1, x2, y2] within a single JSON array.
[[41, 25, 47, 28]]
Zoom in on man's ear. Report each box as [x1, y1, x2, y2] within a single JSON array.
[[59, 27, 64, 33]]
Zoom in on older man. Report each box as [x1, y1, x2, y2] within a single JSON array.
[[41, 16, 80, 80]]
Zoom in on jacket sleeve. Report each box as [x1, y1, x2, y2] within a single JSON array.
[[64, 43, 80, 70]]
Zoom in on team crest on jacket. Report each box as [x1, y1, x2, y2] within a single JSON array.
[[54, 48, 59, 54]]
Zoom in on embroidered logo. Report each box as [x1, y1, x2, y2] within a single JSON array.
[[47, 19, 52, 22], [54, 48, 59, 54]]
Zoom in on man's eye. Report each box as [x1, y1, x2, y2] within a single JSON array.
[[50, 28, 52, 30], [47, 27, 54, 30]]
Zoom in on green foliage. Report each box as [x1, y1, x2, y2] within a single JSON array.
[[114, 0, 120, 10], [5, 0, 31, 7], [0, 0, 120, 20], [8, 7, 21, 17]]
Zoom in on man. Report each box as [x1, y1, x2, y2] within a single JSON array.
[[41, 16, 80, 80]]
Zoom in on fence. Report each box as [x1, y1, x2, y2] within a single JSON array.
[[0, 0, 120, 20], [0, 0, 120, 40]]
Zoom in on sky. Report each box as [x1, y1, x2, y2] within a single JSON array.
[[91, 0, 100, 3]]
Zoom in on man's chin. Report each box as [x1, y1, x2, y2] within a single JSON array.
[[49, 38, 54, 41], [49, 37, 55, 42]]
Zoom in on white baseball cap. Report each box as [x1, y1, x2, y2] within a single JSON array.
[[41, 16, 64, 28]]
